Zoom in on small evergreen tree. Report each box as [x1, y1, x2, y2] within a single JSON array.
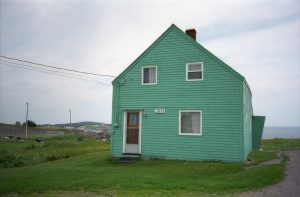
[[22, 120, 37, 127]]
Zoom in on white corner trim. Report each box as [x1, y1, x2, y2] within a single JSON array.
[[139, 111, 142, 154], [122, 111, 127, 153]]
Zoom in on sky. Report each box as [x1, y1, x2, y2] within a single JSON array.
[[0, 0, 299, 126]]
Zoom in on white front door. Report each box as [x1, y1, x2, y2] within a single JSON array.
[[123, 111, 141, 154]]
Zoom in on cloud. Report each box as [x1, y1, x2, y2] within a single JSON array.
[[204, 18, 300, 126], [0, 0, 299, 126]]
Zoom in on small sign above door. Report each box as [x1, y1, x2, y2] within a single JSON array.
[[154, 108, 165, 114]]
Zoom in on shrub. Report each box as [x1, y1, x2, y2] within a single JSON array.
[[22, 120, 37, 127], [46, 155, 57, 161], [78, 137, 84, 141], [25, 144, 36, 150]]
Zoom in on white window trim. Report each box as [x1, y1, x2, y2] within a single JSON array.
[[141, 66, 157, 85], [178, 110, 202, 136], [186, 62, 204, 81]]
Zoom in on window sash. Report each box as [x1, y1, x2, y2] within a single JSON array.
[[188, 64, 202, 71], [143, 68, 150, 83], [188, 71, 202, 80], [148, 67, 156, 83]]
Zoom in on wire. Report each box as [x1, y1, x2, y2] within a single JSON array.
[[0, 59, 109, 82], [0, 55, 116, 78], [0, 63, 112, 86], [1, 62, 112, 86]]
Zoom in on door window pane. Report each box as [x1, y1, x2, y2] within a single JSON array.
[[128, 113, 139, 126]]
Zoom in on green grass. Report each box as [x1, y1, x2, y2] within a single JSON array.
[[262, 138, 300, 150], [248, 138, 300, 164], [0, 138, 299, 196]]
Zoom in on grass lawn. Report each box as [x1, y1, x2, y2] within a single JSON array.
[[0, 137, 299, 197]]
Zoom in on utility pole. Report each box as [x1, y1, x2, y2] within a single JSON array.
[[25, 102, 29, 139], [69, 109, 72, 128]]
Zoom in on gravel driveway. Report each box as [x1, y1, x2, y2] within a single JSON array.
[[236, 150, 300, 197]]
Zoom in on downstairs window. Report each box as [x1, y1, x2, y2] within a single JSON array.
[[179, 110, 202, 135]]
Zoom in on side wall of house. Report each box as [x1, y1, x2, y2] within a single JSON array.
[[111, 85, 121, 156], [242, 81, 253, 160], [111, 27, 244, 162]]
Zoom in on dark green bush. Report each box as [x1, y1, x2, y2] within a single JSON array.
[[46, 155, 57, 161], [25, 144, 36, 150]]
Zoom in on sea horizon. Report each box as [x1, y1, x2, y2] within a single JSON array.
[[262, 126, 300, 139]]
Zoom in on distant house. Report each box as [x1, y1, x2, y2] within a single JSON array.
[[111, 24, 265, 162]]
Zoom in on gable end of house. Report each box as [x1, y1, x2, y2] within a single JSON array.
[[113, 24, 248, 90]]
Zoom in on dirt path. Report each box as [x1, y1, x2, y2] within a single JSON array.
[[236, 150, 300, 197]]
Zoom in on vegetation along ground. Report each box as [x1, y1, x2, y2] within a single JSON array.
[[0, 135, 299, 197]]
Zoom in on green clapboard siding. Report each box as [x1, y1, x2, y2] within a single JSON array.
[[252, 116, 266, 149], [111, 24, 253, 162], [243, 81, 253, 160]]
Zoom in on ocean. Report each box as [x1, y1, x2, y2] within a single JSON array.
[[262, 127, 300, 139]]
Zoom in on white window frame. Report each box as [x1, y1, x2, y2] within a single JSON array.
[[178, 110, 202, 136], [186, 62, 203, 81], [141, 66, 157, 85]]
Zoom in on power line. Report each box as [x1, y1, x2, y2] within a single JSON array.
[[0, 55, 116, 78], [0, 62, 112, 86], [0, 59, 108, 82], [1, 62, 111, 86]]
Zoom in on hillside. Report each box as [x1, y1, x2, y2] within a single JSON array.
[[40, 121, 110, 128]]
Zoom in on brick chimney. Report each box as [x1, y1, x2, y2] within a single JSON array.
[[185, 29, 196, 40]]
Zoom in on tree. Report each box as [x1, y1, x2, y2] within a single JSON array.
[[22, 120, 37, 127]]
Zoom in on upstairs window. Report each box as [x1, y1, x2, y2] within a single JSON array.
[[186, 62, 203, 81], [142, 66, 157, 85]]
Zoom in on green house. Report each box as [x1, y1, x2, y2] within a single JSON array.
[[111, 24, 265, 162]]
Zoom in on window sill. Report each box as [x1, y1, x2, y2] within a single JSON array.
[[141, 83, 157, 85], [179, 133, 202, 136], [186, 79, 203, 81]]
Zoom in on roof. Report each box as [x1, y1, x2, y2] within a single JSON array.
[[112, 24, 251, 94]]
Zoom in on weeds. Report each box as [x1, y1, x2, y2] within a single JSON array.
[[0, 135, 106, 168], [0, 151, 26, 167]]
